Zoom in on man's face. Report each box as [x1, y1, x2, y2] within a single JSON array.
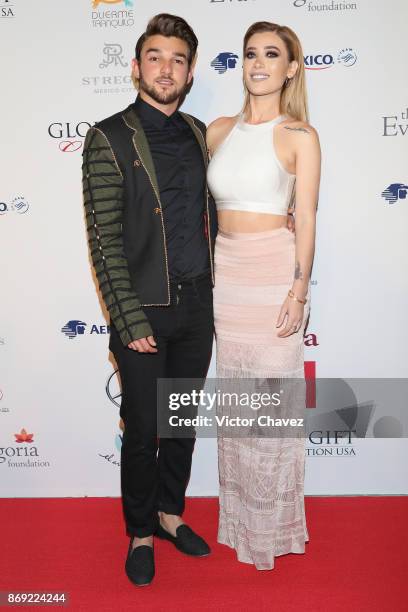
[[132, 34, 194, 106]]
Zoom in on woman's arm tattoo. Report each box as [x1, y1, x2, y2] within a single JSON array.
[[284, 126, 310, 134], [294, 261, 303, 280]]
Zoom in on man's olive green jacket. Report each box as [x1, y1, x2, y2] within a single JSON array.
[[82, 103, 217, 346]]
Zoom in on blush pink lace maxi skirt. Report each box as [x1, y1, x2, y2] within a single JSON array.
[[213, 227, 310, 570]]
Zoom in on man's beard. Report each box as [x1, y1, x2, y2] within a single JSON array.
[[139, 72, 188, 106]]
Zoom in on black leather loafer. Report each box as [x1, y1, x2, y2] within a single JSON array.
[[155, 524, 211, 557], [125, 540, 155, 586]]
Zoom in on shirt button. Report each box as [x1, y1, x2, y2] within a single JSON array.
[[178, 284, 182, 290], [133, 159, 141, 167]]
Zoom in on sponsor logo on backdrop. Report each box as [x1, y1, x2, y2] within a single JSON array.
[[48, 122, 92, 152], [1, 0, 14, 18], [91, 0, 134, 28], [0, 337, 4, 345], [307, 430, 356, 456], [293, 0, 357, 11], [211, 53, 239, 74], [99, 432, 122, 467], [15, 428, 33, 443], [61, 320, 87, 339], [82, 43, 133, 95], [0, 429, 51, 468], [106, 369, 121, 407], [304, 48, 357, 70], [0, 196, 29, 215], [304, 54, 334, 70], [61, 320, 110, 339], [382, 108, 408, 136], [304, 333, 319, 347], [100, 42, 128, 68], [381, 183, 408, 205], [337, 48, 357, 67]]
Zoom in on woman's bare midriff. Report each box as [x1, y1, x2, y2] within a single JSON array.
[[217, 210, 287, 233]]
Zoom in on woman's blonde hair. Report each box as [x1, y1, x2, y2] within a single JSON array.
[[243, 21, 309, 122]]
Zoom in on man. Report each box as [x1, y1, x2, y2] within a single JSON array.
[[82, 14, 216, 586]]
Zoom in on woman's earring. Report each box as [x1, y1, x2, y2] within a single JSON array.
[[285, 77, 292, 86]]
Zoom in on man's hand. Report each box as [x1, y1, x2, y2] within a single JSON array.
[[128, 336, 158, 353], [287, 210, 295, 233]]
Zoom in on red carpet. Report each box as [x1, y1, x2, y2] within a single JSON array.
[[0, 497, 406, 611]]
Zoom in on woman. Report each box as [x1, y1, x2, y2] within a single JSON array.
[[207, 21, 321, 570]]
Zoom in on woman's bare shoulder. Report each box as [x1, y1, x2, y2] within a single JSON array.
[[208, 115, 238, 130], [280, 116, 319, 139], [206, 115, 239, 153]]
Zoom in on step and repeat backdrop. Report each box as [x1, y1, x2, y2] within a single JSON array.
[[1, 0, 407, 497]]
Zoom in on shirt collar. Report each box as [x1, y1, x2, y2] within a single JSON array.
[[134, 95, 179, 129]]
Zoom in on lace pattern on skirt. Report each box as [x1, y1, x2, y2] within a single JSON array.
[[214, 228, 310, 570]]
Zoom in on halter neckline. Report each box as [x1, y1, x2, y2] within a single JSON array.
[[238, 113, 286, 129], [207, 110, 296, 217]]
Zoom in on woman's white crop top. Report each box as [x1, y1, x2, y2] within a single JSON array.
[[207, 114, 296, 215]]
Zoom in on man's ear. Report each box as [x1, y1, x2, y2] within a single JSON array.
[[187, 52, 198, 84], [132, 57, 140, 80]]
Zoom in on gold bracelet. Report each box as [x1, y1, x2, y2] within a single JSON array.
[[288, 289, 307, 304]]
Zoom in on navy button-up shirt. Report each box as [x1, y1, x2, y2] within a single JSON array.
[[134, 96, 210, 281]]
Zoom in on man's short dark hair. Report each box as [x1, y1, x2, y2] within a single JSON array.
[[135, 13, 198, 66]]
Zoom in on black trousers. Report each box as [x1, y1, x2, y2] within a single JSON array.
[[109, 273, 214, 538]]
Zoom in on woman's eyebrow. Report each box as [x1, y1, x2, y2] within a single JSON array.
[[246, 45, 281, 52]]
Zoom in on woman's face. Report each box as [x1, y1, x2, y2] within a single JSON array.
[[243, 31, 298, 98]]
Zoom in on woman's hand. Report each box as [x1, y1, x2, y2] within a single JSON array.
[[276, 296, 304, 337]]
